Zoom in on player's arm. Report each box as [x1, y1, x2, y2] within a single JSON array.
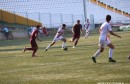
[[80, 25, 83, 34], [36, 33, 42, 42], [108, 25, 121, 38], [71, 25, 75, 34], [109, 31, 121, 38], [84, 23, 86, 27], [71, 28, 74, 34], [57, 31, 63, 34]]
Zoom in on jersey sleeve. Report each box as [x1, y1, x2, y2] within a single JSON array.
[[108, 24, 112, 31], [80, 24, 82, 30]]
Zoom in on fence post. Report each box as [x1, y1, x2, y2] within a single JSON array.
[[71, 14, 74, 25], [49, 13, 52, 28], [81, 14, 84, 25], [38, 12, 41, 23], [26, 12, 29, 26], [83, 0, 87, 22], [13, 11, 16, 24], [61, 13, 63, 24]]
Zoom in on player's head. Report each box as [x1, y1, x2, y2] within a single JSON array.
[[42, 26, 46, 29], [62, 24, 66, 29], [77, 20, 80, 24], [87, 19, 89, 22], [106, 15, 111, 22], [36, 25, 40, 29]]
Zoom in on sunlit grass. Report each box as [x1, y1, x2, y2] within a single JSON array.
[[0, 31, 130, 84]]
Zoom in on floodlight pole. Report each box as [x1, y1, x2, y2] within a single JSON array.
[[83, 0, 87, 22]]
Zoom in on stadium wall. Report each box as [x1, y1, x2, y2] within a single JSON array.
[[0, 9, 42, 26], [0, 29, 28, 40]]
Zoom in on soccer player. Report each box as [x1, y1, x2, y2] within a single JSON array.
[[84, 19, 91, 39], [23, 25, 42, 57], [70, 20, 82, 48], [3, 26, 9, 40], [41, 26, 49, 36], [45, 24, 67, 51], [92, 15, 121, 63]]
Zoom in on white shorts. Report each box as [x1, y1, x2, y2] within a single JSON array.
[[53, 36, 64, 42], [99, 38, 111, 48], [85, 29, 90, 33]]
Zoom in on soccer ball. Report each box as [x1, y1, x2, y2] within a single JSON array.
[[63, 47, 68, 51], [128, 55, 130, 60]]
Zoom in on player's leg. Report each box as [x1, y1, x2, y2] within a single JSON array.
[[45, 41, 56, 51], [23, 41, 34, 52], [23, 47, 27, 53], [74, 38, 79, 46], [25, 47, 33, 50], [31, 41, 38, 57], [61, 38, 66, 49], [107, 43, 116, 62], [92, 40, 105, 63], [32, 46, 38, 57], [85, 32, 87, 39], [27, 40, 36, 51], [85, 30, 89, 39], [45, 37, 59, 51], [73, 35, 80, 48], [87, 31, 89, 38], [72, 34, 76, 42]]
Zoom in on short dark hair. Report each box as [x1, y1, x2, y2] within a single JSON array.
[[62, 24, 66, 27], [36, 25, 40, 28], [77, 20, 80, 22], [106, 15, 111, 21]]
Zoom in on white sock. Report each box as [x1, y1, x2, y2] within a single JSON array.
[[46, 45, 51, 49], [94, 49, 101, 58], [62, 42, 66, 48], [85, 33, 87, 38], [85, 32, 89, 38], [109, 48, 113, 58]]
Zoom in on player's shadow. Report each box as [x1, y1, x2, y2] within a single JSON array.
[[96, 61, 129, 64], [78, 44, 98, 47], [114, 44, 127, 46]]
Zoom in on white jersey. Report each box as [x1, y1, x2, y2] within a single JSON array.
[[84, 22, 90, 31], [99, 22, 112, 41], [3, 27, 9, 33], [31, 27, 36, 33], [55, 27, 64, 38]]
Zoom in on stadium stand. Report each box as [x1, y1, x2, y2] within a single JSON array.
[[90, 0, 130, 18], [0, 0, 130, 27], [0, 0, 130, 34], [99, 0, 130, 14]]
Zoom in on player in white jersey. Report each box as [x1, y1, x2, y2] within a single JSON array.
[[91, 15, 121, 63], [84, 19, 91, 39], [45, 24, 67, 51]]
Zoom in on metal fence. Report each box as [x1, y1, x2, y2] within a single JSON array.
[[14, 12, 84, 28]]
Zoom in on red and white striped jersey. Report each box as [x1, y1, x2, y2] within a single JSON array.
[[84, 22, 90, 30], [55, 27, 64, 38]]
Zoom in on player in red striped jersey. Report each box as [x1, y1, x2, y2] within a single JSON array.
[[45, 24, 67, 51], [84, 19, 91, 39], [23, 25, 42, 57]]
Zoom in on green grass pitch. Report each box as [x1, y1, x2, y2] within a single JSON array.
[[0, 31, 130, 84]]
